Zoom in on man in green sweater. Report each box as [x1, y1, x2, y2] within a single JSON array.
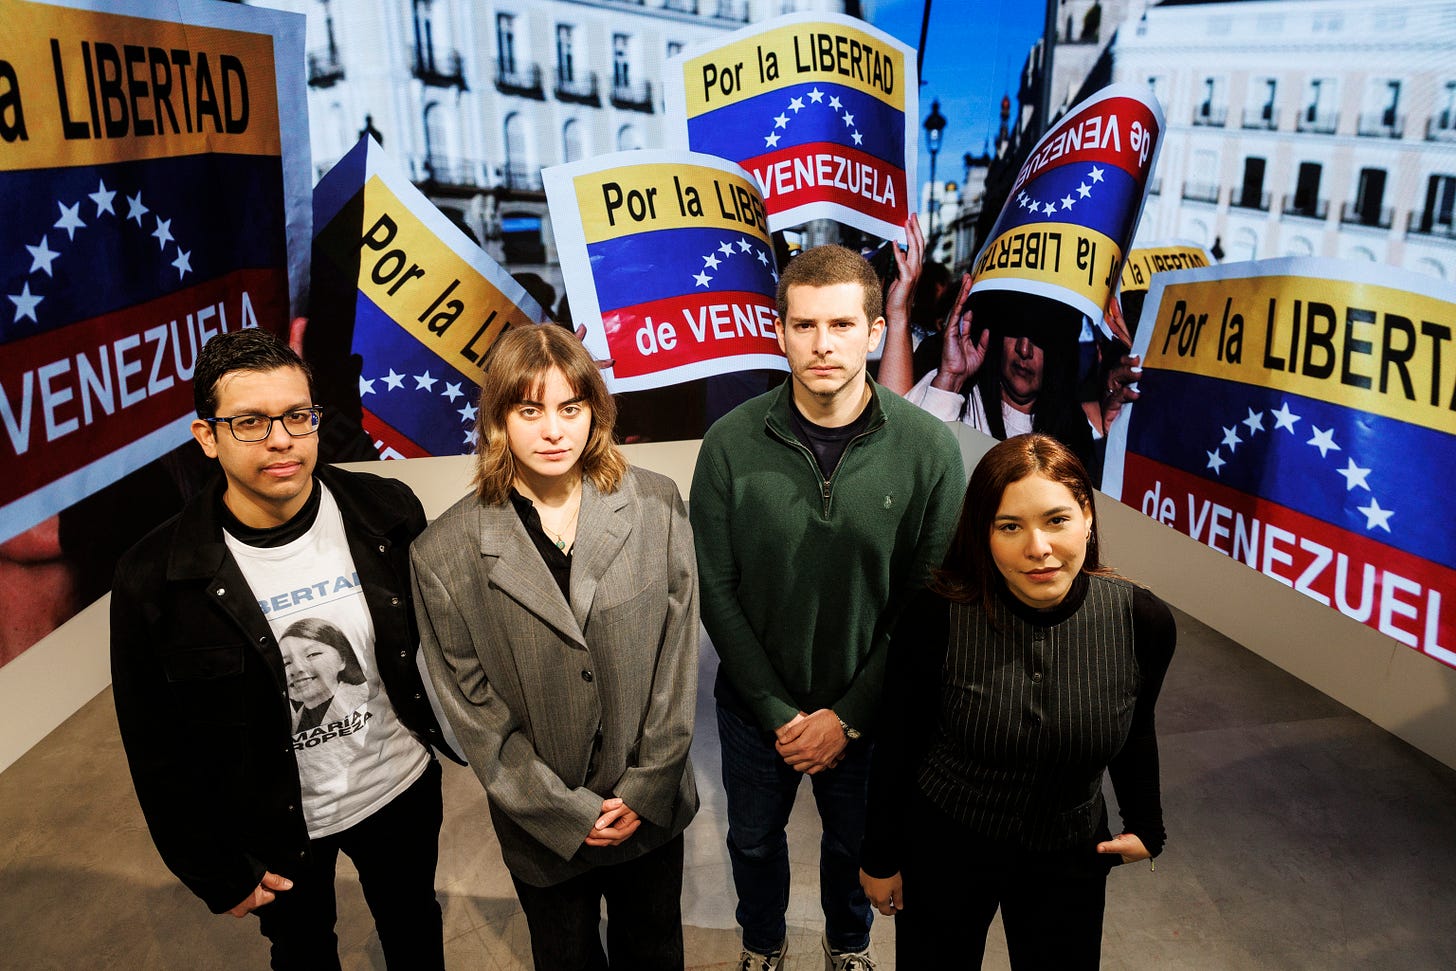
[[691, 244, 965, 971]]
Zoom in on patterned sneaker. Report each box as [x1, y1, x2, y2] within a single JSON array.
[[822, 933, 877, 971], [738, 943, 785, 971]]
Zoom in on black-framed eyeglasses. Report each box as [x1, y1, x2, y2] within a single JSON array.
[[205, 406, 324, 443]]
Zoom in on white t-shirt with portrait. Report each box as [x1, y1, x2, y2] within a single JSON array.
[[225, 484, 428, 838]]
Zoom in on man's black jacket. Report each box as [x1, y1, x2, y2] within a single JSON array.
[[111, 463, 460, 914]]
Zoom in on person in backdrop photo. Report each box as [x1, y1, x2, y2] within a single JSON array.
[[881, 273, 1140, 483], [691, 242, 965, 971], [111, 328, 457, 971], [859, 433, 1177, 969], [410, 323, 699, 971]]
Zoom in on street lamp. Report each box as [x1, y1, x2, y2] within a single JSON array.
[[923, 99, 947, 242]]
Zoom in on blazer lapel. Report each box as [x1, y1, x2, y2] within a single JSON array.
[[568, 476, 633, 635], [476, 500, 587, 649]]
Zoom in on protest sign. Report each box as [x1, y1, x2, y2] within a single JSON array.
[[311, 136, 544, 458], [972, 84, 1163, 325], [1104, 258, 1456, 666], [1117, 241, 1214, 339], [1119, 242, 1214, 294], [0, 0, 308, 545], [545, 150, 785, 394], [664, 13, 916, 242]]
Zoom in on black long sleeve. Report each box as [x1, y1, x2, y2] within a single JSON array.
[[861, 588, 949, 879], [860, 578, 1177, 877], [1107, 585, 1177, 857]]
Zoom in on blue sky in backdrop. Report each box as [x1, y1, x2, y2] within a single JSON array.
[[868, 0, 1046, 196]]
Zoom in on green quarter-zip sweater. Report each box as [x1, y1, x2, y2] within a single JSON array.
[[690, 378, 966, 736]]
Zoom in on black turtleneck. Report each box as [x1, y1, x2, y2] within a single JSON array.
[[218, 478, 322, 548]]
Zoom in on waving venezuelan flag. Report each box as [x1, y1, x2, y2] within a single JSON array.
[[312, 137, 543, 459]]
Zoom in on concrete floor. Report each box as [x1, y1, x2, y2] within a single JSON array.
[[3, 607, 1456, 970]]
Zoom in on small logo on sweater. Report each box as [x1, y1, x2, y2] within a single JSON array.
[[883, 494, 894, 509]]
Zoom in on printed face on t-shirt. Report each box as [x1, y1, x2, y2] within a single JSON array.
[[281, 634, 347, 709]]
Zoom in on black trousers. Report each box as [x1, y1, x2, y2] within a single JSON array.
[[511, 833, 686, 971], [895, 790, 1115, 970], [255, 758, 444, 971]]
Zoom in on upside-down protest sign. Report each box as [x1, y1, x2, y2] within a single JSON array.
[[1104, 258, 1456, 667], [973, 84, 1164, 326], [311, 136, 543, 458], [544, 150, 785, 393], [0, 0, 309, 543], [664, 12, 916, 242]]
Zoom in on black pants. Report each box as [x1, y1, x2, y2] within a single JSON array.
[[511, 833, 686, 971], [255, 758, 444, 971], [895, 791, 1114, 970]]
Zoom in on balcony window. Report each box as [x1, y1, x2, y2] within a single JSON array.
[[1242, 78, 1277, 130], [714, 0, 749, 22], [1358, 79, 1403, 138], [1428, 81, 1456, 141], [1283, 162, 1326, 219], [496, 59, 543, 98], [308, 2, 344, 88], [1181, 182, 1220, 205], [557, 24, 576, 84], [1234, 157, 1269, 211], [497, 14, 516, 76], [1298, 78, 1338, 134], [612, 34, 631, 90], [1342, 168, 1391, 228], [1194, 77, 1227, 127], [1413, 173, 1456, 237]]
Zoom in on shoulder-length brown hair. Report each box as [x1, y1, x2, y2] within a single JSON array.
[[472, 324, 627, 504], [931, 433, 1113, 605]]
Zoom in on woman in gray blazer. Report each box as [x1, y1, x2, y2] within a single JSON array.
[[410, 324, 699, 970]]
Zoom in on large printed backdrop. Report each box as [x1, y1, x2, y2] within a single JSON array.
[[0, 0, 309, 666], [1105, 258, 1456, 667]]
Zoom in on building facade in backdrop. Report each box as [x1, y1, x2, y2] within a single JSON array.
[[255, 0, 850, 300], [1112, 0, 1456, 278]]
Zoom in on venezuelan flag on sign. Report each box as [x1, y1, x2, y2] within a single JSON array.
[[544, 152, 785, 393], [311, 137, 543, 459], [664, 13, 916, 243], [973, 84, 1164, 326], [1104, 258, 1456, 668], [0, 0, 308, 544]]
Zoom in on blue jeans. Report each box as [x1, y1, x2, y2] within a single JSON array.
[[717, 704, 873, 955]]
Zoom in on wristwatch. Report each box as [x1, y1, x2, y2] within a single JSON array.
[[837, 716, 861, 741]]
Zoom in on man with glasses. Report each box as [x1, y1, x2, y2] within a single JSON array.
[[111, 327, 456, 970]]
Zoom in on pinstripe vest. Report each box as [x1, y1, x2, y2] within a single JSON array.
[[917, 575, 1141, 850]]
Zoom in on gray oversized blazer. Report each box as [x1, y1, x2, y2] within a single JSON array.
[[410, 465, 699, 887]]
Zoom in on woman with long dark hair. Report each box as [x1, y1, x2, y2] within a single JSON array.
[[859, 433, 1176, 968]]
